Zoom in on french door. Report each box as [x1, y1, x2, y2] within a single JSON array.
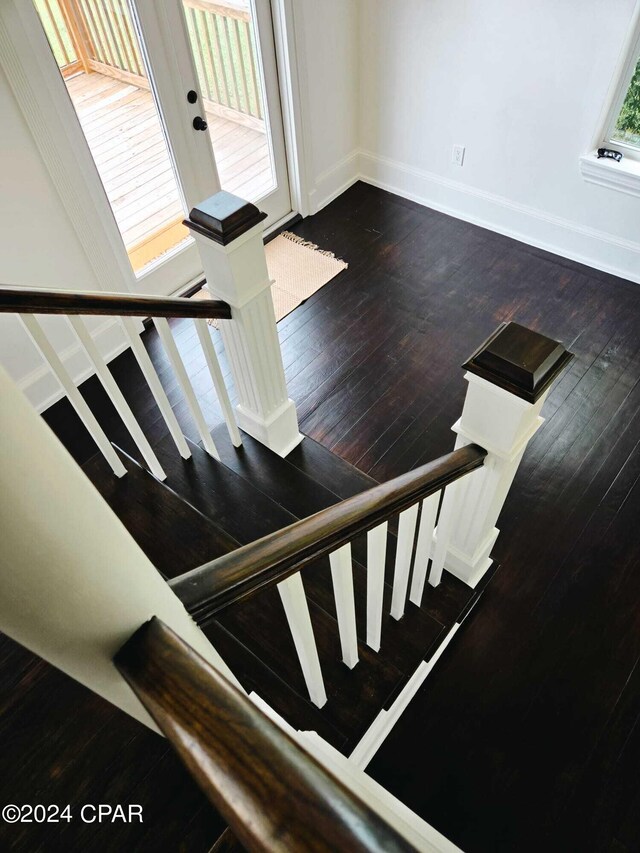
[[33, 0, 292, 294]]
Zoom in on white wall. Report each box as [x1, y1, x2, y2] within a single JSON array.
[[0, 364, 238, 729], [3, 1, 638, 415], [357, 0, 640, 283], [295, 0, 360, 211]]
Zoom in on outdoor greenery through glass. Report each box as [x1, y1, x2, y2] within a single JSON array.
[[34, 0, 76, 66], [612, 57, 640, 149]]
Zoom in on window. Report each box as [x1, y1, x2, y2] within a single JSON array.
[[607, 53, 640, 159], [580, 9, 640, 195]]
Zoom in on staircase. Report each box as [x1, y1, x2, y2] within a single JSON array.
[[83, 426, 476, 753], [0, 189, 577, 851]]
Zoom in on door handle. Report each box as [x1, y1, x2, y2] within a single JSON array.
[[193, 116, 208, 131]]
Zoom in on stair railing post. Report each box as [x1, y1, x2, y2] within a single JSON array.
[[432, 322, 573, 589], [184, 192, 303, 458]]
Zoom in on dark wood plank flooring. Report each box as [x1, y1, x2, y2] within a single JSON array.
[[2, 182, 639, 851]]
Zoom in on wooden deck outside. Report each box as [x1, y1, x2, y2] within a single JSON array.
[[67, 71, 273, 270]]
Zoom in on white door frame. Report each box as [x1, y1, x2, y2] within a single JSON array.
[[0, 0, 136, 297], [0, 0, 314, 296], [270, 0, 314, 219]]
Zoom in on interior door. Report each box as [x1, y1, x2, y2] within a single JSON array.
[[34, 0, 292, 295]]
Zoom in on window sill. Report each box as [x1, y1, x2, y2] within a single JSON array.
[[579, 151, 640, 198]]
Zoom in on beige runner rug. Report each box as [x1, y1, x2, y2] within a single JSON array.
[[192, 231, 348, 326]]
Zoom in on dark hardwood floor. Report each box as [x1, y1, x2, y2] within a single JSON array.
[[2, 182, 640, 851]]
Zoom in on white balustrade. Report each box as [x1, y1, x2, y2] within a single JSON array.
[[409, 490, 440, 606], [428, 481, 462, 587], [153, 317, 220, 459], [329, 543, 359, 669], [68, 315, 166, 481], [120, 316, 191, 460], [193, 318, 242, 448], [277, 573, 327, 708], [390, 504, 419, 620], [366, 522, 388, 651], [20, 314, 127, 478]]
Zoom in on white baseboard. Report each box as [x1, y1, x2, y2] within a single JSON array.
[[349, 622, 461, 771], [311, 150, 361, 214], [18, 317, 131, 413], [358, 149, 640, 286], [249, 691, 462, 852]]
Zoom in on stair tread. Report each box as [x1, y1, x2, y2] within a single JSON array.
[[202, 621, 347, 751], [209, 426, 351, 518], [217, 583, 407, 744], [83, 432, 476, 753], [82, 448, 238, 579], [284, 434, 379, 498], [158, 432, 476, 743], [155, 434, 298, 544]]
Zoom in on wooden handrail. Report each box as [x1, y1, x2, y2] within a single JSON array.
[[0, 287, 232, 320], [115, 617, 416, 852], [170, 444, 487, 623]]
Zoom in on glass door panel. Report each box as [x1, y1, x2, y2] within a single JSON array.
[[34, 0, 190, 275], [183, 0, 276, 202], [180, 0, 291, 222], [33, 0, 292, 293]]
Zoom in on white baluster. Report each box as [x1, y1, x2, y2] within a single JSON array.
[[193, 318, 242, 448], [277, 573, 327, 708], [120, 316, 191, 460], [19, 314, 126, 478], [68, 316, 166, 481], [153, 318, 219, 459], [429, 482, 463, 587], [367, 522, 388, 652], [409, 490, 440, 606], [329, 544, 359, 669], [390, 504, 419, 620]]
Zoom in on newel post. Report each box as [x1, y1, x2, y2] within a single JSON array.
[[433, 322, 573, 588], [184, 192, 303, 457]]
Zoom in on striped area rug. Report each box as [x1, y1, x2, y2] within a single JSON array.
[[192, 231, 348, 325]]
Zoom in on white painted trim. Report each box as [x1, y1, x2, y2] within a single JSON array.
[[349, 622, 461, 770], [359, 149, 640, 286], [579, 151, 640, 198], [18, 318, 130, 413], [133, 0, 220, 209], [264, 210, 301, 238], [271, 0, 313, 217], [300, 733, 463, 853], [312, 150, 361, 214], [591, 0, 640, 151], [0, 2, 136, 296], [247, 693, 463, 853]]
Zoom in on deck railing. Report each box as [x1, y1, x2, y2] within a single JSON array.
[[78, 0, 143, 77], [37, 0, 264, 128], [184, 0, 263, 123]]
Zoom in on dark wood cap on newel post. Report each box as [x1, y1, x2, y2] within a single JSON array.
[[183, 191, 267, 246], [462, 321, 574, 403]]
